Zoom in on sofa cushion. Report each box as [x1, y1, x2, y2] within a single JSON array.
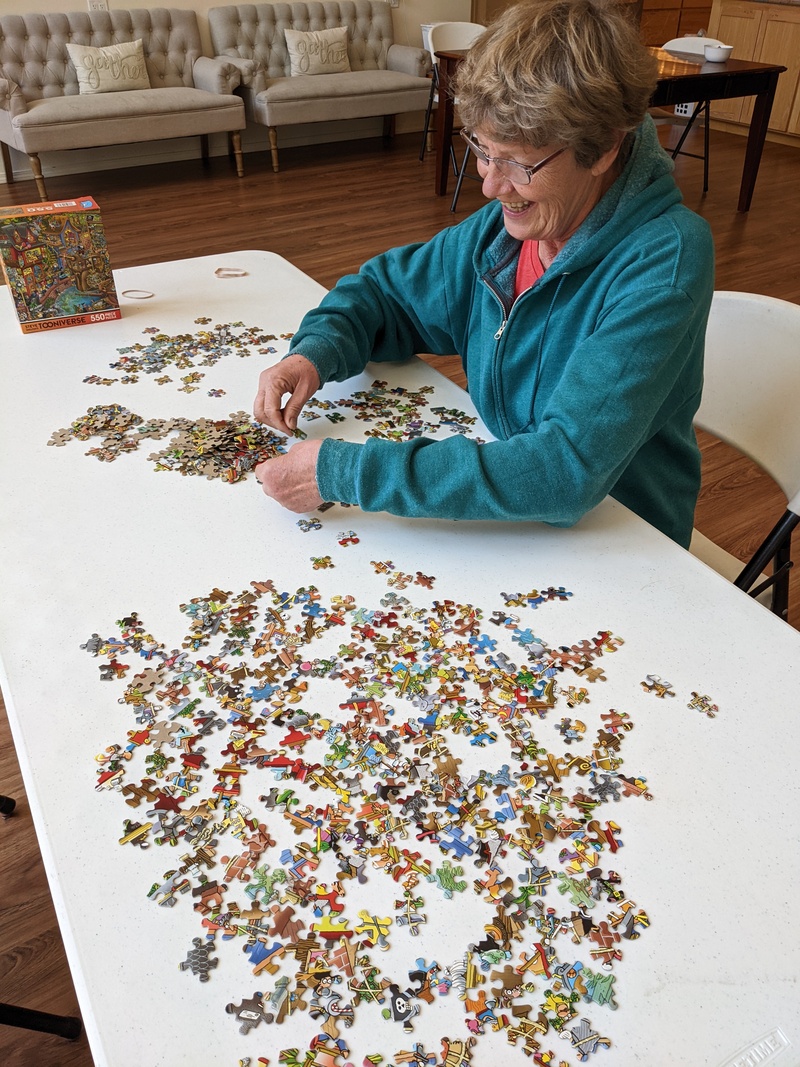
[[250, 68, 432, 126], [9, 87, 245, 153], [284, 27, 350, 77], [65, 39, 151, 95]]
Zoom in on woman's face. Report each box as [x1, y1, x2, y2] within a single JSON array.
[[472, 128, 623, 249]]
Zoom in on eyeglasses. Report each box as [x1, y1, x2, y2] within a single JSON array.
[[459, 130, 566, 185]]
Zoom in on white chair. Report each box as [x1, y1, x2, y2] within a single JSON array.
[[651, 35, 726, 192], [419, 22, 485, 168], [691, 291, 800, 620]]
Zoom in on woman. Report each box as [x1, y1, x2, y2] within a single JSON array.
[[254, 0, 714, 547]]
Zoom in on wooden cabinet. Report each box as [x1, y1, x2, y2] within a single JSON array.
[[470, 0, 519, 24], [641, 0, 713, 45], [709, 0, 800, 136], [642, 0, 682, 45], [680, 0, 717, 35]]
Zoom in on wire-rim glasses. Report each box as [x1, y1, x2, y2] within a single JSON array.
[[460, 130, 566, 185]]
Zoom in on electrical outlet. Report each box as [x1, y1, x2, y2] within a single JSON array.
[[88, 0, 109, 11], [674, 102, 697, 117]]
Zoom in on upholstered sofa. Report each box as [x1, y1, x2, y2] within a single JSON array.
[[207, 1, 432, 171], [0, 8, 247, 200]]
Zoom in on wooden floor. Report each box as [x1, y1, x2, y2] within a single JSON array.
[[1, 126, 798, 1064]]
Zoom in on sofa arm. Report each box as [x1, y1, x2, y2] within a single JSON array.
[[387, 44, 432, 79], [227, 57, 269, 95], [0, 77, 28, 119], [193, 55, 256, 94]]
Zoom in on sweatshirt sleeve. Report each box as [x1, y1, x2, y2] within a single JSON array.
[[286, 212, 488, 385], [316, 266, 712, 526]]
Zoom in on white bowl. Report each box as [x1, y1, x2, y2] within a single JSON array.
[[704, 44, 733, 62]]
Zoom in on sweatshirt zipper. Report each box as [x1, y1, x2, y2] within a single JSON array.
[[482, 269, 570, 435], [483, 273, 511, 339]]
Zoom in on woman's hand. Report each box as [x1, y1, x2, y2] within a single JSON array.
[[255, 439, 324, 513], [254, 353, 320, 434]]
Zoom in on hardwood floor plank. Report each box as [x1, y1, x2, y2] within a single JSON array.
[[0, 125, 798, 1066], [0, 690, 92, 1066]]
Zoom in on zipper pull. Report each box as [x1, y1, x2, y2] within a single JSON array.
[[494, 319, 507, 341]]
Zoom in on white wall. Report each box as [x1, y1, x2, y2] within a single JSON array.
[[0, 0, 472, 182]]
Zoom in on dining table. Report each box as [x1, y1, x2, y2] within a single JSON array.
[[1, 249, 799, 1066], [433, 46, 786, 212]]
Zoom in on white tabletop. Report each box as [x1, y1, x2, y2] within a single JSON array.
[[1, 251, 798, 1067]]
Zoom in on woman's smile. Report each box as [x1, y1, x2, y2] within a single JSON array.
[[500, 200, 532, 215]]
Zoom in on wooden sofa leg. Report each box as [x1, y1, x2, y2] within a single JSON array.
[[268, 128, 279, 173], [230, 131, 244, 177], [383, 115, 396, 140], [1, 141, 14, 182], [28, 154, 48, 201], [200, 134, 210, 164]]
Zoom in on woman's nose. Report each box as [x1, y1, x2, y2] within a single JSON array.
[[481, 161, 513, 198]]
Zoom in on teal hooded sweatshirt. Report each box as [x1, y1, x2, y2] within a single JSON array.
[[289, 117, 715, 548]]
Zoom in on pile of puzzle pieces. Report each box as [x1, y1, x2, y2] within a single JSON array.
[[83, 319, 287, 392], [48, 407, 287, 481], [50, 372, 484, 482], [87, 558, 665, 1066], [301, 382, 481, 444], [75, 312, 481, 448]]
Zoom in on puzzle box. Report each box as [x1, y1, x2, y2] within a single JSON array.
[[0, 197, 121, 334]]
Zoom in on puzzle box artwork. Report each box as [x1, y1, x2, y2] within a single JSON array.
[[0, 197, 120, 333]]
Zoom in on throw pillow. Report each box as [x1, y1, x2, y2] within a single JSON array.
[[66, 39, 151, 95], [284, 26, 351, 77]]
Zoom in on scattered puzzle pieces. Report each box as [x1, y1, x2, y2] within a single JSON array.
[[85, 554, 673, 1063]]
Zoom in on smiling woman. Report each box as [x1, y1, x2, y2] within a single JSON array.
[[453, 0, 661, 258], [455, 0, 658, 167], [253, 0, 715, 551]]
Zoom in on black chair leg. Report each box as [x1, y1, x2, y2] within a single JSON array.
[[0, 1002, 82, 1040], [419, 72, 437, 161], [735, 508, 799, 620], [703, 100, 710, 193], [770, 538, 793, 621], [0, 794, 15, 818], [450, 146, 471, 212], [670, 101, 705, 160], [668, 100, 710, 191]]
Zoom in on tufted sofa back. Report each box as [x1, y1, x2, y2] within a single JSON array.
[[209, 1, 395, 81], [0, 8, 203, 103]]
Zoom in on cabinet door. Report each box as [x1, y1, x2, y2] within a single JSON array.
[[471, 0, 515, 23], [679, 0, 712, 38], [756, 10, 800, 132], [708, 0, 761, 57], [642, 0, 681, 47], [708, 0, 762, 122]]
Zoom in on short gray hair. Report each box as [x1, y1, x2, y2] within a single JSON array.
[[454, 0, 658, 168]]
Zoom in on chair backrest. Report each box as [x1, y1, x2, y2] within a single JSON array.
[[662, 35, 724, 56], [428, 21, 485, 64], [0, 8, 202, 102], [696, 291, 800, 513], [209, 2, 396, 79]]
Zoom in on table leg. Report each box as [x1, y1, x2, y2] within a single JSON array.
[[738, 71, 779, 213], [0, 1003, 82, 1039], [434, 57, 456, 197]]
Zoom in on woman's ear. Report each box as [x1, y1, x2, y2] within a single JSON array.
[[591, 131, 627, 176]]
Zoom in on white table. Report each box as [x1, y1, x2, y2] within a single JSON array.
[[1, 251, 799, 1067]]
